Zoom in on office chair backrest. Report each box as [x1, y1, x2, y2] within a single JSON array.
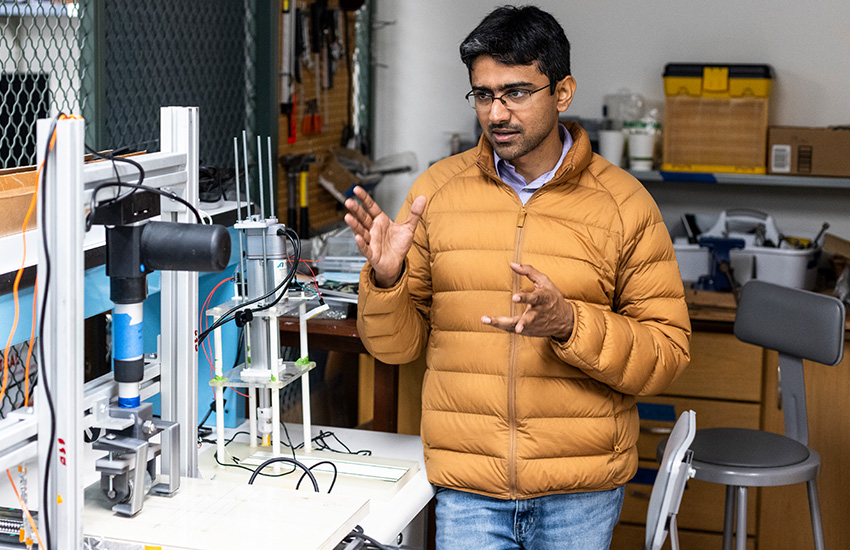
[[646, 410, 696, 550], [734, 280, 846, 444]]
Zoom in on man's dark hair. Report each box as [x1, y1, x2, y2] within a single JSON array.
[[459, 5, 571, 90]]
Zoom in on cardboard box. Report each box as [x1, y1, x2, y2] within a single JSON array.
[[823, 233, 850, 258], [768, 126, 850, 177], [0, 165, 38, 238]]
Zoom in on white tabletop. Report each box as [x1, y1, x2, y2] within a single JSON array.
[[204, 422, 435, 546]]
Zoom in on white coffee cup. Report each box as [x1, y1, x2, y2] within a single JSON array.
[[628, 133, 656, 171], [598, 130, 626, 167]]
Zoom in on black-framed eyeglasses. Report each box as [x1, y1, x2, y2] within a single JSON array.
[[465, 84, 551, 111]]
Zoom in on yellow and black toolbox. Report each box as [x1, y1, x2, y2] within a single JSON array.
[[662, 63, 773, 174]]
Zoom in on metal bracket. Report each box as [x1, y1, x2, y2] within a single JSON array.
[[94, 434, 148, 517], [90, 398, 134, 431], [150, 418, 180, 497]]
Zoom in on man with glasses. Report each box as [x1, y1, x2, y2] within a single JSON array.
[[345, 5, 690, 549]]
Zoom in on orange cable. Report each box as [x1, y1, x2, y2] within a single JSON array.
[[23, 279, 38, 408], [3, 113, 82, 408], [1, 154, 43, 408], [6, 469, 44, 549]]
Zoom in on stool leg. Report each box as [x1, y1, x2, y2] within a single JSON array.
[[807, 479, 825, 550], [723, 485, 735, 550], [736, 486, 748, 550]]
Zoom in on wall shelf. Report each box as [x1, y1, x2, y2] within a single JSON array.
[[631, 170, 850, 190]]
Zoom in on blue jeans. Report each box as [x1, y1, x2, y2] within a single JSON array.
[[435, 486, 625, 550]]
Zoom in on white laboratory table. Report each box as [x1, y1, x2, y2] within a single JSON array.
[[201, 421, 435, 547], [82, 423, 434, 549], [248, 422, 435, 546]]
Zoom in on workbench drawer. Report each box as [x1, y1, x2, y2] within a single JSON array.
[[635, 395, 761, 461], [611, 523, 755, 550], [663, 331, 763, 402], [619, 460, 757, 536]]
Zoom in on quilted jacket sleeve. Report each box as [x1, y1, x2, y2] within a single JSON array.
[[356, 182, 433, 365], [551, 186, 691, 396]]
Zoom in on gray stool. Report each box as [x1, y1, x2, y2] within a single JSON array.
[[659, 280, 845, 550]]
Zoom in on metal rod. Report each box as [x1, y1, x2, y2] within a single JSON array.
[[214, 325, 226, 466], [299, 302, 312, 453], [242, 130, 252, 219], [267, 136, 275, 218], [233, 137, 243, 222], [256, 135, 266, 218], [256, 136, 271, 304], [233, 137, 248, 300]]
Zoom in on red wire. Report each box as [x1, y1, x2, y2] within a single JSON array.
[[199, 277, 250, 399], [287, 256, 323, 300], [199, 277, 234, 380]]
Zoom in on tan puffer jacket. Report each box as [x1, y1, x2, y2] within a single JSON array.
[[357, 123, 691, 500]]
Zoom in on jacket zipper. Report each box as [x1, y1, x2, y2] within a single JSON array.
[[508, 206, 527, 498]]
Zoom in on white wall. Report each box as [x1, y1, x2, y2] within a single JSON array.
[[370, 0, 850, 239]]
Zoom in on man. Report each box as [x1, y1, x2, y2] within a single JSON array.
[[344, 5, 690, 549]]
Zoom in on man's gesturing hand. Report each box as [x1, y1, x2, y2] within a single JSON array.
[[344, 185, 426, 288], [481, 262, 574, 340]]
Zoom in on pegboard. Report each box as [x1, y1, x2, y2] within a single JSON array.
[[277, 0, 357, 233]]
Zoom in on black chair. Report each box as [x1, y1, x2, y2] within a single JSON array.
[[660, 280, 845, 550]]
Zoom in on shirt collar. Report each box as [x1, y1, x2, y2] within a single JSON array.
[[494, 123, 573, 193]]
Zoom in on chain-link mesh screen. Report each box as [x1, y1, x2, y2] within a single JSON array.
[[1, 1, 257, 170], [0, 1, 84, 169], [0, 342, 38, 419], [1, 3, 261, 422], [99, 0, 255, 166]]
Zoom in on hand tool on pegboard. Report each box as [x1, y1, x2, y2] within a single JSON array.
[[279, 153, 315, 234], [280, 0, 298, 144], [302, 99, 321, 136], [309, 0, 327, 135]]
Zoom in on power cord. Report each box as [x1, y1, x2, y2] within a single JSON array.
[[339, 525, 400, 550], [37, 112, 62, 550], [83, 144, 204, 229], [247, 456, 319, 491], [294, 460, 339, 493], [197, 226, 302, 345]]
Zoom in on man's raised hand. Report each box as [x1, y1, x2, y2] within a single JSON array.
[[344, 185, 426, 287]]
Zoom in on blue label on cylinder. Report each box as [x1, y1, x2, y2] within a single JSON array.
[[118, 395, 141, 408], [113, 312, 143, 361]]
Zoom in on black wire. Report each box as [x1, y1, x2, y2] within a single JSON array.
[[252, 227, 302, 312], [247, 457, 319, 491], [197, 399, 219, 428], [212, 450, 294, 478], [342, 526, 398, 550], [38, 113, 61, 550], [83, 145, 149, 231], [88, 180, 203, 226], [291, 429, 371, 456], [295, 460, 338, 493], [197, 227, 301, 345], [86, 145, 145, 189], [84, 144, 145, 206]]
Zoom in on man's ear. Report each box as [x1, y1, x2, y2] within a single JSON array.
[[556, 76, 577, 113]]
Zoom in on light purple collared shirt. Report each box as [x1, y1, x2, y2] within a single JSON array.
[[494, 123, 573, 204]]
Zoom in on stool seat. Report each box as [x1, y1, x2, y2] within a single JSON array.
[[653, 281, 846, 550], [690, 427, 810, 468]]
